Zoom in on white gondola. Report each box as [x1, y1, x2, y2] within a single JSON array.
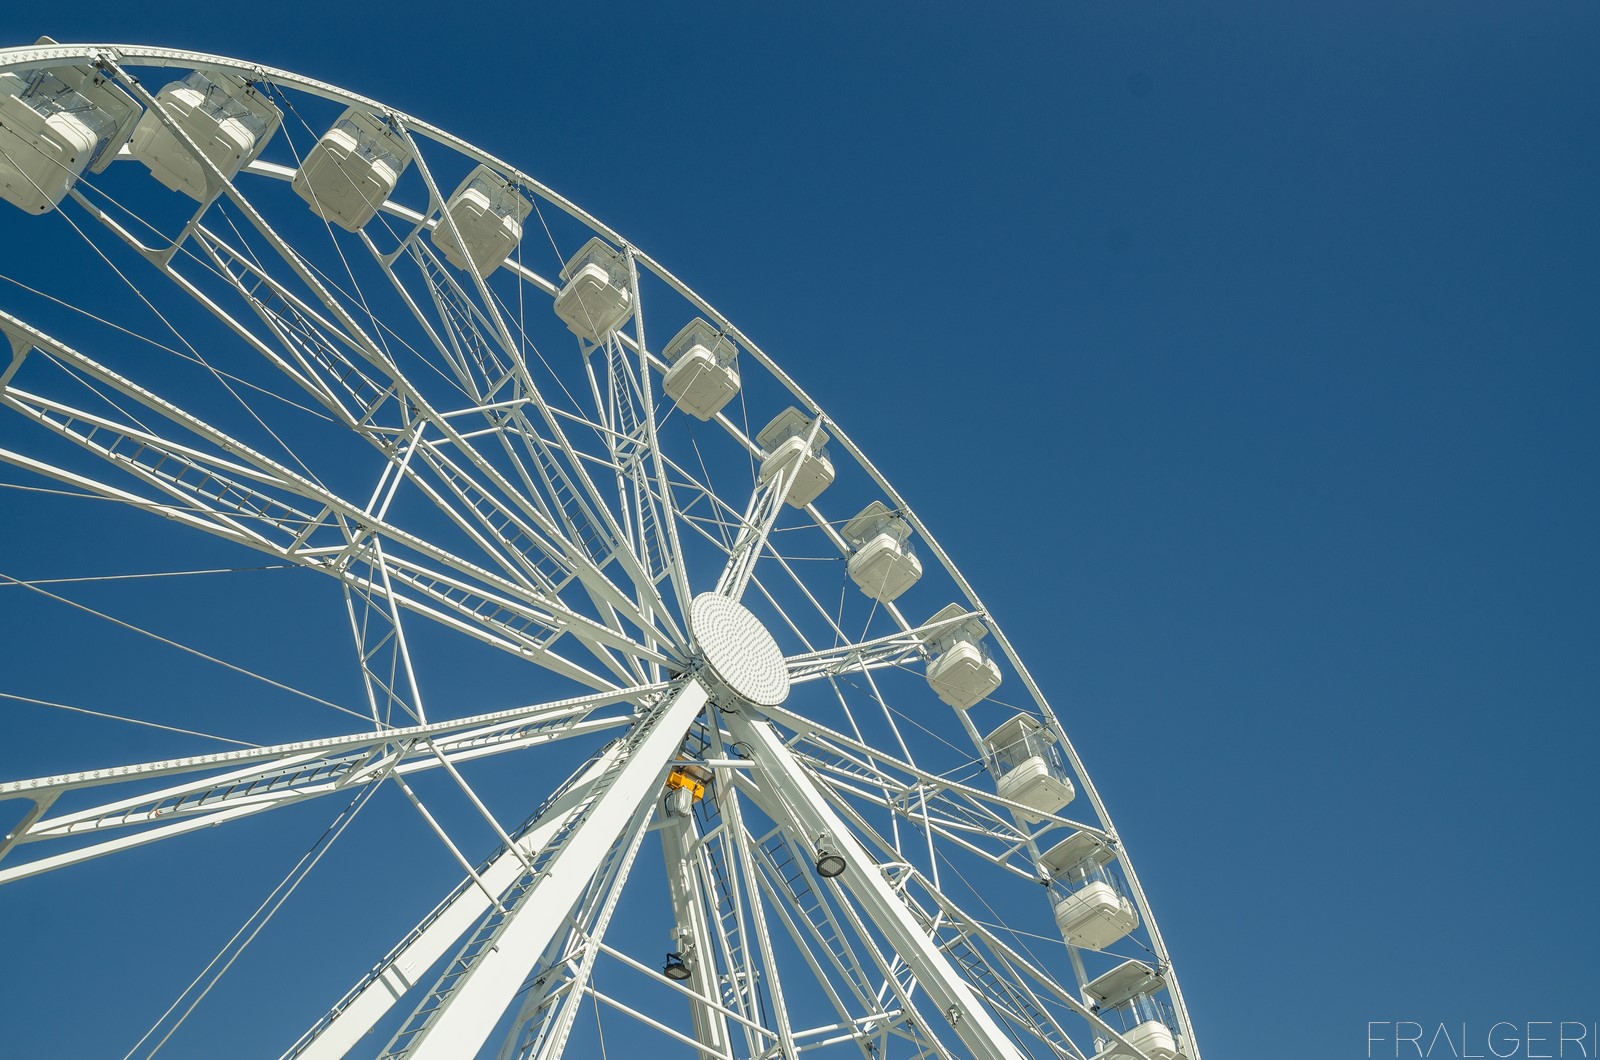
[[983, 714, 1074, 821], [292, 108, 410, 232], [842, 501, 922, 603], [1085, 961, 1186, 1060], [756, 407, 834, 508], [0, 60, 138, 213], [661, 317, 739, 420], [553, 236, 633, 341], [430, 165, 531, 278], [924, 603, 1001, 709], [1039, 832, 1139, 950], [128, 70, 281, 200]]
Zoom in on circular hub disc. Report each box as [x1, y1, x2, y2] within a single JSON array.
[[689, 593, 790, 707]]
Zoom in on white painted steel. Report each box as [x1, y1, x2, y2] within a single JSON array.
[[0, 40, 1199, 1060], [395, 680, 708, 1059], [658, 807, 735, 1059], [285, 746, 626, 1059], [688, 592, 789, 708], [725, 712, 1026, 1060]]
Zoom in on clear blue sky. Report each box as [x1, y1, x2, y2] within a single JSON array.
[[1, 4, 1597, 1058]]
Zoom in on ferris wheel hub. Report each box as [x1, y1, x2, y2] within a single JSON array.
[[688, 592, 790, 707]]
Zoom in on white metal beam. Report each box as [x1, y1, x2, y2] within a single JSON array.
[[284, 742, 624, 1059], [0, 688, 651, 882], [725, 712, 1026, 1060], [387, 679, 709, 1059], [659, 804, 734, 1059]]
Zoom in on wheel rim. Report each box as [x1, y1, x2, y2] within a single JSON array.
[[0, 42, 1199, 1059]]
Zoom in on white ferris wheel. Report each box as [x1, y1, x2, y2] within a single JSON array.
[[0, 40, 1199, 1060]]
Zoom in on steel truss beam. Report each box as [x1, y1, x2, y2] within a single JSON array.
[[658, 803, 734, 1059], [724, 711, 1027, 1060], [761, 700, 1104, 845], [0, 687, 655, 883], [782, 608, 984, 684], [283, 740, 625, 1059], [371, 679, 708, 1059], [0, 312, 674, 689]]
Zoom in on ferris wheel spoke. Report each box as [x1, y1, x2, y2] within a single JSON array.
[[342, 535, 632, 721], [102, 59, 396, 360], [390, 116, 529, 366], [0, 447, 630, 687], [783, 609, 981, 685], [282, 738, 623, 1059], [728, 773, 963, 1060], [495, 799, 656, 1060], [495, 382, 687, 652], [619, 246, 695, 624], [0, 423, 634, 689], [708, 774, 800, 1055], [714, 413, 827, 602], [374, 127, 684, 651], [0, 322, 669, 686], [82, 192, 680, 657], [747, 751, 1126, 1057], [0, 685, 650, 885], [656, 456, 916, 677], [360, 679, 707, 1060], [389, 406, 674, 670], [202, 225, 677, 656], [741, 814, 923, 1058], [568, 253, 694, 629], [774, 713, 1108, 867], [904, 873, 1142, 1060], [656, 457, 898, 685], [481, 398, 684, 654], [584, 336, 680, 597], [725, 712, 1027, 1060]]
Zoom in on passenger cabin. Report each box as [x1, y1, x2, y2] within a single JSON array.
[[1085, 961, 1185, 1060], [129, 70, 281, 200], [661, 318, 739, 420], [842, 501, 922, 603], [1039, 832, 1138, 950], [292, 109, 411, 231], [923, 603, 1001, 709], [553, 236, 633, 341], [756, 407, 834, 508], [983, 714, 1074, 821], [0, 61, 139, 213], [430, 165, 531, 278]]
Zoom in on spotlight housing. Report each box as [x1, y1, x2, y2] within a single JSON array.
[[663, 952, 692, 981], [814, 847, 847, 879]]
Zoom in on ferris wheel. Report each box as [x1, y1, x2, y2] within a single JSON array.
[[0, 40, 1200, 1059]]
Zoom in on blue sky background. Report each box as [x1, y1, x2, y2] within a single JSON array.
[[1, 4, 1597, 1058]]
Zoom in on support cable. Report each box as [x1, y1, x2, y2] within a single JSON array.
[[0, 690, 258, 748], [124, 779, 385, 1059], [0, 569, 368, 724]]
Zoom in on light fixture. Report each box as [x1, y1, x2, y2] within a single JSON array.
[[663, 952, 692, 981], [814, 845, 847, 879]]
